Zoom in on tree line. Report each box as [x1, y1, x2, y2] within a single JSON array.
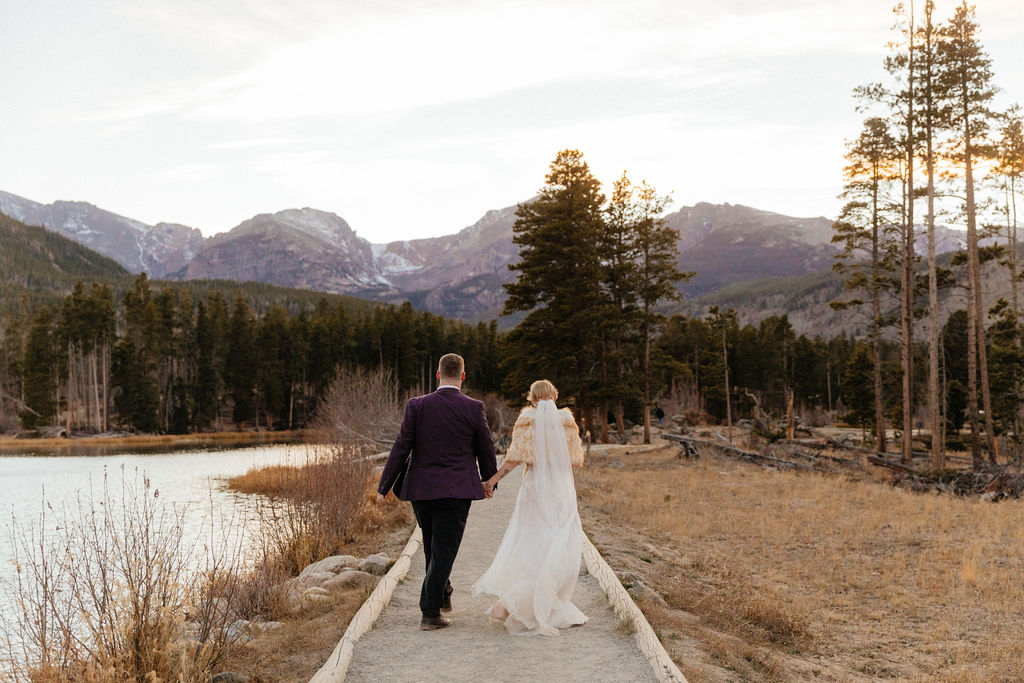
[[833, 0, 1023, 467], [3, 274, 502, 433]]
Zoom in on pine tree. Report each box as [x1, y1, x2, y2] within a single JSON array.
[[112, 274, 161, 432], [225, 295, 257, 429], [916, 0, 948, 468], [939, 1, 1000, 465], [832, 117, 902, 451], [20, 308, 58, 430], [503, 149, 607, 432], [987, 298, 1024, 456], [631, 180, 691, 443], [886, 0, 921, 464], [842, 343, 877, 445]]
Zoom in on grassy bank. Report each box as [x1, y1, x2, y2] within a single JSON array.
[[0, 429, 306, 453], [576, 440, 1024, 681]]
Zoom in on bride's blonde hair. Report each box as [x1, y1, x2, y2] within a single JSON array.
[[527, 379, 558, 406]]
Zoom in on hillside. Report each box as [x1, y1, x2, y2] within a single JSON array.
[[0, 212, 375, 319], [0, 191, 203, 277], [0, 212, 131, 315]]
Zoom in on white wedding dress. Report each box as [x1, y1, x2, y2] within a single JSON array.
[[472, 399, 588, 635]]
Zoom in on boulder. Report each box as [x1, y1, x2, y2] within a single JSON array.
[[250, 620, 284, 633], [616, 571, 644, 586], [225, 619, 253, 641], [211, 674, 250, 683], [324, 570, 379, 592], [626, 580, 668, 607], [296, 571, 336, 588], [358, 553, 391, 576], [300, 555, 359, 577], [301, 586, 332, 608]]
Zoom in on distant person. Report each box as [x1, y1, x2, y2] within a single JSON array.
[[655, 405, 665, 426], [377, 353, 498, 630], [473, 379, 588, 635]]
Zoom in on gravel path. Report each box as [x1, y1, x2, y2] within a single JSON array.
[[345, 475, 656, 682]]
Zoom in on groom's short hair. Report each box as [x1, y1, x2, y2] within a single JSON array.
[[438, 353, 465, 380]]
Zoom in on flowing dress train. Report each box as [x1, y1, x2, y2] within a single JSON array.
[[472, 400, 588, 635]]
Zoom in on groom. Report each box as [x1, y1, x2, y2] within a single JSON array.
[[376, 353, 497, 630]]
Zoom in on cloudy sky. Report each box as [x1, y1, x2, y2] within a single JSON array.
[[3, 0, 1022, 243]]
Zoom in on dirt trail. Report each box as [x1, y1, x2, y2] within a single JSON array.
[[344, 474, 657, 682]]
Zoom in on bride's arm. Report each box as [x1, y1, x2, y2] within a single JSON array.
[[486, 458, 521, 489]]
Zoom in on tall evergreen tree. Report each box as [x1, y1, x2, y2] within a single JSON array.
[[503, 149, 606, 433], [112, 274, 161, 432], [225, 295, 257, 429], [832, 117, 902, 451], [631, 180, 691, 443], [842, 343, 878, 443], [915, 0, 948, 468], [20, 309, 58, 430], [939, 1, 999, 464]]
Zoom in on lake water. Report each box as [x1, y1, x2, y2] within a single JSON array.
[[0, 442, 306, 651]]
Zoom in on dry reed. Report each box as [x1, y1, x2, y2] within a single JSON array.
[[1, 366, 406, 681], [1, 467, 244, 682]]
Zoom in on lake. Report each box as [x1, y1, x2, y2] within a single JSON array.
[[0, 441, 305, 650]]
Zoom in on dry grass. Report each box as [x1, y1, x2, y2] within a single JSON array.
[[576, 441, 1024, 681], [0, 366, 409, 681], [0, 430, 304, 453], [1, 469, 245, 682], [217, 498, 414, 682]]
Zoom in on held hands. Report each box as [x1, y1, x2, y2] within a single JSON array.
[[482, 473, 500, 499], [375, 492, 385, 505]]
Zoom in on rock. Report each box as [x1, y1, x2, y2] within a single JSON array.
[[616, 571, 644, 586], [226, 619, 285, 640], [609, 460, 625, 469], [300, 555, 359, 577], [211, 673, 250, 683], [670, 414, 687, 427], [358, 553, 391, 575], [250, 620, 284, 633], [208, 597, 230, 620], [296, 571, 336, 587], [225, 619, 252, 641], [323, 570, 379, 592], [627, 580, 668, 607], [300, 586, 332, 608]]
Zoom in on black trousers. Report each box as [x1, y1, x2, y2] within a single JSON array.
[[411, 498, 471, 617]]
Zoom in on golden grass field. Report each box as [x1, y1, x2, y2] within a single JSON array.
[[576, 441, 1024, 682]]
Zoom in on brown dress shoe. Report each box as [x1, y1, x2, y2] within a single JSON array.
[[420, 614, 452, 630]]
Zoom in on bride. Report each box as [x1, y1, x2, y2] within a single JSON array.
[[473, 379, 588, 635]]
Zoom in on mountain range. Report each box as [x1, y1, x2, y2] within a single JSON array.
[[0, 189, 980, 327]]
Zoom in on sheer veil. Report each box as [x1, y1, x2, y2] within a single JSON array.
[[472, 399, 587, 635], [531, 400, 579, 531]]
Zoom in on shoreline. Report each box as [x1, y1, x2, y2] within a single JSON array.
[[0, 429, 308, 452]]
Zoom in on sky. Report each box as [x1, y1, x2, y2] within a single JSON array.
[[2, 0, 1022, 244]]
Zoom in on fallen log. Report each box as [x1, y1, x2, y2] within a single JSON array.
[[666, 433, 820, 472], [866, 455, 918, 474]]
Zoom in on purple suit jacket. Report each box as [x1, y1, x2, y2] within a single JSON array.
[[377, 387, 497, 501]]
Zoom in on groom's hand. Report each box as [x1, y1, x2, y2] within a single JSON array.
[[375, 493, 385, 505]]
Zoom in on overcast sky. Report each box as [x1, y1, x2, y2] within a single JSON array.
[[2, 0, 1022, 243]]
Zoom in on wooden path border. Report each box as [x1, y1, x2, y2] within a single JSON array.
[[582, 535, 688, 683], [308, 525, 423, 683]]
